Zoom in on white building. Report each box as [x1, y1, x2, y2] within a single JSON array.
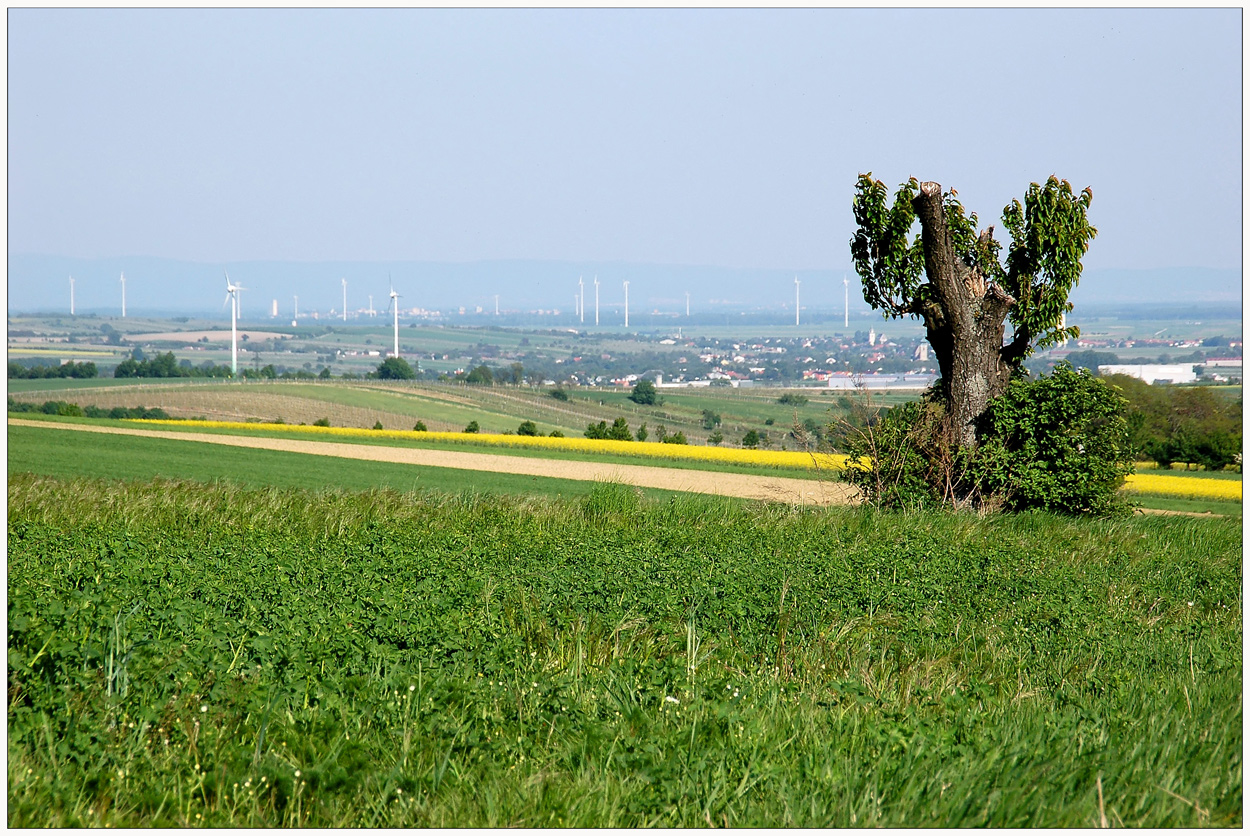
[[1098, 364, 1198, 384]]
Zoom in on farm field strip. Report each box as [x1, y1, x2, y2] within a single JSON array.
[[8, 419, 853, 505], [130, 418, 846, 471]]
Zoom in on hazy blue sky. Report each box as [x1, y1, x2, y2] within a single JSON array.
[[9, 7, 1242, 273]]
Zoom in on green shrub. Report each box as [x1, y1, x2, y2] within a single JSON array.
[[548, 388, 569, 401], [464, 421, 480, 434], [413, 421, 428, 432], [777, 393, 809, 406], [313, 417, 331, 427], [372, 421, 384, 430], [517, 420, 539, 436], [838, 363, 1134, 515]]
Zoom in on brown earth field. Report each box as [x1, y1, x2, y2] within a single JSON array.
[[9, 419, 854, 505]]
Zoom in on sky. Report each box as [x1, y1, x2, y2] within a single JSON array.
[[8, 7, 1243, 277]]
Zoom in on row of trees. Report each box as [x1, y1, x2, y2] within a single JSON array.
[[584, 417, 688, 445], [1105, 374, 1242, 471], [8, 361, 98, 379]]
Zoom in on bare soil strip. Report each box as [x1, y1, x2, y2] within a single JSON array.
[[10, 419, 856, 506]]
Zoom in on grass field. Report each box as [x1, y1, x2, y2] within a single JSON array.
[[7, 474, 1241, 827], [5, 424, 690, 503]]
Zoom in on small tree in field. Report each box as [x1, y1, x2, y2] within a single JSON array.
[[629, 379, 661, 405], [376, 356, 416, 380]]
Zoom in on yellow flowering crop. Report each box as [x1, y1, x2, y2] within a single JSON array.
[[131, 419, 849, 472], [1123, 472, 1242, 502]]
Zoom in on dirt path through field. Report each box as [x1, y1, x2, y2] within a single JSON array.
[[11, 419, 857, 506]]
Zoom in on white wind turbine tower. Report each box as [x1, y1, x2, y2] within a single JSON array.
[[341, 278, 348, 322], [294, 295, 299, 320], [843, 274, 849, 328], [119, 272, 127, 317], [593, 276, 600, 325], [578, 276, 585, 324], [685, 291, 690, 317], [69, 276, 75, 315], [368, 295, 375, 317], [494, 294, 499, 316], [794, 276, 801, 326], [623, 280, 630, 328], [224, 272, 246, 378], [386, 281, 402, 358]]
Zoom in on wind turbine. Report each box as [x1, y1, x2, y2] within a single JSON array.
[[794, 276, 800, 326], [386, 279, 401, 358], [368, 295, 374, 317], [341, 278, 348, 322], [69, 276, 75, 316], [494, 294, 499, 316], [594, 276, 600, 325], [685, 291, 690, 318], [119, 272, 126, 317], [224, 272, 246, 378], [623, 280, 630, 328], [294, 295, 299, 320], [578, 276, 585, 324]]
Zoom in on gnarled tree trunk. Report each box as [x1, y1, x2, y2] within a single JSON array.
[[912, 181, 1016, 447]]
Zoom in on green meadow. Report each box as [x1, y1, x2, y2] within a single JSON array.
[[7, 472, 1241, 827]]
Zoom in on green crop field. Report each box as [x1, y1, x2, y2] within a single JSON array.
[[8, 473, 1241, 827]]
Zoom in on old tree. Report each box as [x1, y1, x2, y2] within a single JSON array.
[[850, 175, 1096, 447]]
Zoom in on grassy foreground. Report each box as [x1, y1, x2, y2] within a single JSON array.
[[8, 474, 1241, 827]]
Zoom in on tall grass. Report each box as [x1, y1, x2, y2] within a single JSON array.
[[8, 473, 1241, 827]]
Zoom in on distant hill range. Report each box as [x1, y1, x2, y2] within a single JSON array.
[[6, 253, 1241, 318]]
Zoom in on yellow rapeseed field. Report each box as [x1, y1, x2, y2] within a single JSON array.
[[1123, 472, 1242, 502], [128, 419, 1243, 499], [132, 419, 848, 471]]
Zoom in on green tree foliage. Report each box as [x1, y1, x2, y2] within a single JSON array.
[[635, 422, 649, 442], [372, 421, 385, 430], [584, 421, 609, 440], [1104, 374, 1242, 471], [707, 430, 724, 446], [742, 429, 761, 449], [777, 393, 809, 406], [413, 421, 428, 432], [549, 388, 569, 401], [313, 417, 331, 427], [1064, 350, 1121, 374], [8, 361, 98, 379], [701, 410, 722, 430], [376, 357, 416, 380], [628, 379, 661, 405], [464, 365, 494, 385], [464, 421, 480, 433], [517, 420, 539, 437], [607, 417, 633, 441], [113, 351, 231, 379]]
